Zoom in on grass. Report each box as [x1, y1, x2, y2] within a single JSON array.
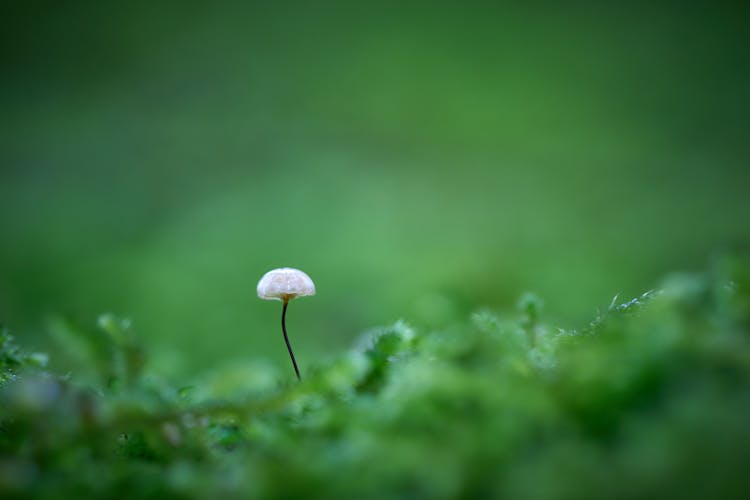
[[1, 254, 749, 499]]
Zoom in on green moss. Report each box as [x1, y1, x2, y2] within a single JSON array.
[[1, 256, 750, 499]]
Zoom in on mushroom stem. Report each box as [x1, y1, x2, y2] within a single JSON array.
[[281, 298, 301, 381]]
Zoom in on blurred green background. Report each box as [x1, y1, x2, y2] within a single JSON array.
[[1, 1, 748, 378]]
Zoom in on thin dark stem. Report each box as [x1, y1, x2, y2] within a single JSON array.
[[281, 299, 301, 381]]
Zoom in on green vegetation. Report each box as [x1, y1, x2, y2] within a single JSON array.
[[2, 255, 748, 499]]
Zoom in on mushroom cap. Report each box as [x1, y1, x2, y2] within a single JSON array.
[[257, 268, 316, 302]]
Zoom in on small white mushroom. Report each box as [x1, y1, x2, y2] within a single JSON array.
[[257, 268, 316, 303], [257, 268, 316, 381]]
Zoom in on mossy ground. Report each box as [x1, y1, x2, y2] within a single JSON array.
[[2, 255, 749, 499]]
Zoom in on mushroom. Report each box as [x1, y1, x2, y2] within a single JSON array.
[[257, 268, 316, 381]]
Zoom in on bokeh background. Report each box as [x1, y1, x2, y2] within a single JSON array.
[[1, 1, 748, 378]]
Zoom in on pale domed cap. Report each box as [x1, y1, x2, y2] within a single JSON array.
[[257, 268, 316, 302]]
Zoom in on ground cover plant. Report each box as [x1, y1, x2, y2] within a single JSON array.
[[1, 255, 749, 499]]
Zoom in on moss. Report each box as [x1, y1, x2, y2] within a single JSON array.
[[1, 256, 749, 499]]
